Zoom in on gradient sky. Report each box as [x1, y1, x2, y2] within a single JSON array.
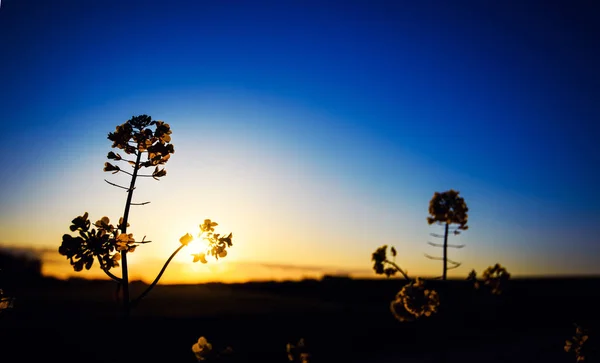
[[1, 0, 599, 283]]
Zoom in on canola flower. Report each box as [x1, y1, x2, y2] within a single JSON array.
[[481, 263, 510, 295], [390, 278, 440, 322], [192, 336, 213, 361], [0, 288, 15, 313]]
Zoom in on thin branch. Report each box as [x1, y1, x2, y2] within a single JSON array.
[[131, 244, 186, 309], [135, 235, 152, 244], [447, 262, 462, 270], [104, 179, 130, 191], [427, 241, 465, 248], [427, 241, 444, 248], [130, 201, 151, 206], [383, 259, 411, 281], [424, 254, 444, 261], [113, 158, 136, 164], [446, 258, 461, 266], [135, 174, 157, 178]]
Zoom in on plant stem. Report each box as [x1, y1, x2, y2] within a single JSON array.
[[442, 222, 448, 281], [97, 256, 122, 282], [131, 244, 185, 309], [119, 149, 143, 319], [385, 260, 411, 281]]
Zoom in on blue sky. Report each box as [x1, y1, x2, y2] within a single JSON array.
[[1, 0, 599, 282]]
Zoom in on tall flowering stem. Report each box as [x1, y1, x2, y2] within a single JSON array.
[[58, 115, 234, 319]]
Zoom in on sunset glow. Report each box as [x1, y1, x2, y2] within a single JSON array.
[[1, 0, 599, 285]]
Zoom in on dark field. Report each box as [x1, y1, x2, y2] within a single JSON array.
[[1, 277, 598, 362]]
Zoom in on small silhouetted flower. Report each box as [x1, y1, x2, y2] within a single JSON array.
[[152, 166, 167, 180], [372, 245, 392, 276], [190, 220, 233, 264], [59, 212, 122, 272], [117, 217, 130, 231], [106, 151, 122, 160], [103, 162, 120, 174], [94, 216, 114, 233], [116, 233, 136, 252], [192, 336, 213, 361], [192, 252, 208, 264], [287, 338, 310, 363], [371, 245, 409, 279], [0, 288, 15, 312], [200, 219, 218, 233]]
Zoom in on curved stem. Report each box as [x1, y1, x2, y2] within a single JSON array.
[[385, 260, 411, 281], [97, 256, 122, 282], [130, 244, 185, 309]]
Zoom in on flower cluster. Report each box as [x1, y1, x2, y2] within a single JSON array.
[[190, 219, 233, 264], [105, 115, 174, 180], [191, 336, 234, 361], [390, 278, 440, 322], [426, 189, 469, 230], [286, 338, 310, 363], [371, 245, 399, 278], [565, 325, 591, 362], [58, 213, 133, 272], [480, 264, 510, 295], [0, 288, 15, 313]]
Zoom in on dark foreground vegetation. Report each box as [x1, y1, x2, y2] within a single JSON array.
[[0, 276, 598, 362]]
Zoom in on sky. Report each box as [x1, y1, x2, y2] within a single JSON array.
[[0, 0, 599, 284]]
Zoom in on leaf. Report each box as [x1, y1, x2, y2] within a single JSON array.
[[391, 246, 397, 257]]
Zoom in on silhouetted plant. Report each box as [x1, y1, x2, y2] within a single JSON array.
[[466, 268, 479, 288], [565, 324, 593, 362], [372, 245, 440, 322], [480, 263, 510, 295], [425, 189, 469, 280], [371, 245, 409, 280], [58, 115, 233, 318], [466, 265, 511, 295], [286, 338, 311, 363]]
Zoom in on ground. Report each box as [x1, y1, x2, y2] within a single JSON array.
[[0, 277, 597, 362]]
